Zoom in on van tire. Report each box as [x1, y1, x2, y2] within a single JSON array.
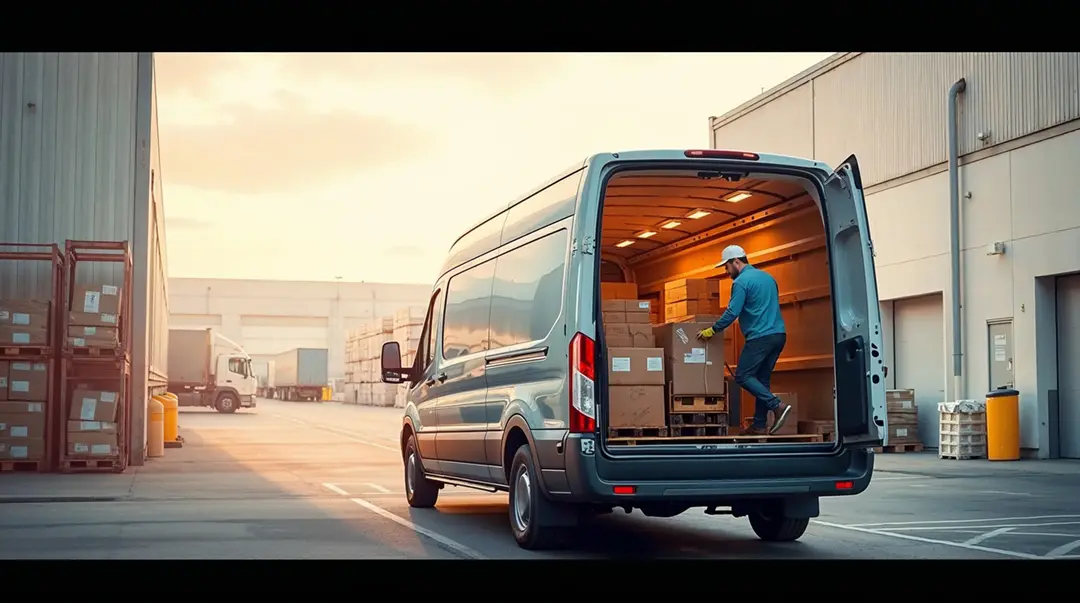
[[215, 394, 239, 414], [748, 509, 810, 542], [404, 435, 439, 508], [509, 444, 565, 550]]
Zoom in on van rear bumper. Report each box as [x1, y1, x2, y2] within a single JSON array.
[[555, 435, 874, 505]]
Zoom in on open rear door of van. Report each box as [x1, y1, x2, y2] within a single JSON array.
[[823, 155, 888, 448]]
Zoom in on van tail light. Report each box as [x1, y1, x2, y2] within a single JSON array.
[[685, 149, 760, 161], [568, 332, 597, 434]]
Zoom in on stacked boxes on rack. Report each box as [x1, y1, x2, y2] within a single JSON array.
[[0, 298, 53, 464], [66, 386, 120, 457], [603, 297, 666, 430], [883, 389, 923, 450], [66, 284, 121, 349]]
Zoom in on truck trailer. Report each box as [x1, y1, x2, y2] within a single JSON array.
[[270, 348, 328, 402], [168, 328, 257, 413], [252, 359, 275, 397]]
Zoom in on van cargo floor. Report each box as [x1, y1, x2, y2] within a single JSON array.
[[608, 433, 825, 446]]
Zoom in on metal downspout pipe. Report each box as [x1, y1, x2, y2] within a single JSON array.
[[948, 78, 967, 403]]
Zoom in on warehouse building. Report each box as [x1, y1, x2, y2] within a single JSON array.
[[710, 52, 1080, 458], [168, 278, 430, 379]]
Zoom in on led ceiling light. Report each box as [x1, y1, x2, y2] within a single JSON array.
[[686, 209, 711, 220], [615, 240, 634, 248], [660, 220, 682, 229], [723, 191, 753, 203], [635, 230, 658, 239]]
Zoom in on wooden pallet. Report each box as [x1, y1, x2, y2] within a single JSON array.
[[873, 442, 925, 454], [797, 420, 836, 441], [1, 345, 50, 357], [670, 412, 728, 426], [0, 459, 46, 472], [669, 424, 727, 437], [608, 426, 669, 439], [670, 395, 726, 413], [66, 346, 125, 358], [939, 451, 985, 460], [609, 433, 824, 446], [61, 458, 125, 473]]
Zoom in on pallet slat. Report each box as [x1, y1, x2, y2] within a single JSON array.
[[0, 460, 48, 473], [670, 412, 728, 426], [874, 442, 924, 454], [669, 395, 726, 413]]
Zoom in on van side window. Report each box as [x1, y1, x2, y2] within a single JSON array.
[[489, 229, 569, 349], [416, 289, 443, 374], [442, 261, 496, 360]]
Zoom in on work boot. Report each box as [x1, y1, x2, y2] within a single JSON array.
[[739, 424, 767, 436], [769, 401, 793, 435]]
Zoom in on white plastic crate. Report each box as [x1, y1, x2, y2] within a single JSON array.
[[938, 399, 987, 460]]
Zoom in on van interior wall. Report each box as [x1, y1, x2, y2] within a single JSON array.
[[601, 192, 836, 425]]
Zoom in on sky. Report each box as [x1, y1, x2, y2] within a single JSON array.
[[155, 52, 832, 285]]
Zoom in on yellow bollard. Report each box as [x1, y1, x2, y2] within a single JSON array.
[[986, 387, 1020, 461], [161, 393, 181, 448], [147, 396, 165, 458]]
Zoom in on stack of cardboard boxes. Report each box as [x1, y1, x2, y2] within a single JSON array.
[[602, 296, 667, 430], [0, 298, 52, 462], [664, 278, 720, 323], [884, 389, 922, 449], [66, 283, 122, 349], [66, 387, 120, 457]]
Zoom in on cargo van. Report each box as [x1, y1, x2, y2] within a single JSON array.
[[380, 149, 888, 550]]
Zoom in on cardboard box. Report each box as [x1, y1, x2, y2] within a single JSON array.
[[742, 392, 799, 435], [0, 326, 48, 346], [67, 419, 118, 434], [627, 324, 655, 347], [68, 311, 120, 328], [606, 347, 665, 386], [601, 299, 626, 312], [601, 282, 638, 301], [69, 389, 119, 422], [8, 361, 49, 402], [664, 279, 719, 303], [0, 360, 7, 401], [625, 300, 652, 324], [0, 401, 45, 414], [608, 385, 666, 429], [70, 283, 122, 315], [653, 323, 726, 396], [0, 411, 47, 438], [602, 311, 627, 324], [0, 299, 51, 329], [0, 437, 45, 460], [66, 325, 119, 348], [604, 324, 655, 348], [886, 389, 918, 414], [665, 300, 720, 322], [67, 431, 118, 457], [887, 424, 919, 443]]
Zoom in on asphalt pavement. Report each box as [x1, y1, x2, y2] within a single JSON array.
[[2, 398, 1078, 559]]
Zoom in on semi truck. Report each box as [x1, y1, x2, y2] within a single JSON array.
[[167, 328, 258, 414], [270, 348, 329, 402]]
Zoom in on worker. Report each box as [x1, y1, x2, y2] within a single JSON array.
[[696, 245, 792, 436]]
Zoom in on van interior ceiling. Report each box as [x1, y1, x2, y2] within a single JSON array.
[[598, 167, 837, 449]]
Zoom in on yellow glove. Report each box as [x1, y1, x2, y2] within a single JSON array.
[[696, 327, 715, 341]]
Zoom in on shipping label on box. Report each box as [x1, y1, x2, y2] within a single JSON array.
[[68, 311, 119, 328], [624, 300, 652, 324], [0, 437, 45, 460], [0, 299, 51, 329], [607, 347, 665, 386], [608, 385, 666, 429], [0, 326, 48, 346], [67, 420, 118, 434], [8, 362, 48, 402], [0, 360, 7, 401], [69, 389, 119, 422], [0, 411, 47, 438], [66, 325, 119, 347], [67, 431, 118, 457], [654, 323, 726, 396], [71, 284, 121, 316], [0, 401, 45, 414]]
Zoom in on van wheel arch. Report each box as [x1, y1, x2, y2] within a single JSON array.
[[401, 421, 416, 460], [501, 416, 540, 485]]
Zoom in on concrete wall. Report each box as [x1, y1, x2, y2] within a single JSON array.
[[709, 52, 1080, 456], [169, 278, 430, 379]]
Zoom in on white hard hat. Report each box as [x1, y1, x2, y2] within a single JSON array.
[[717, 245, 747, 268]]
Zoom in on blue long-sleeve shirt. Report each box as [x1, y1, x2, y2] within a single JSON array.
[[712, 265, 786, 341]]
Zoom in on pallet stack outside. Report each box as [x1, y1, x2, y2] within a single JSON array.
[[0, 243, 64, 473], [938, 399, 988, 460], [342, 318, 394, 406], [875, 389, 925, 453], [59, 241, 133, 474], [392, 307, 424, 408]]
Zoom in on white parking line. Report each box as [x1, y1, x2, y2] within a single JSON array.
[[882, 521, 1080, 532], [365, 482, 391, 493], [963, 527, 1013, 546], [1046, 539, 1080, 558], [322, 483, 351, 496], [847, 515, 1080, 528], [812, 520, 1042, 559], [350, 497, 486, 560]]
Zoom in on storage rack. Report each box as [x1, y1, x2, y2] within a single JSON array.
[[0, 243, 64, 473], [58, 240, 133, 473]]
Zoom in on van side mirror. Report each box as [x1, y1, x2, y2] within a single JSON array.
[[381, 341, 409, 384]]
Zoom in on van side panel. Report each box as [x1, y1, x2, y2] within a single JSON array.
[[500, 170, 583, 246]]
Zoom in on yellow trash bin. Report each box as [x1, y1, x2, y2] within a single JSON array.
[[161, 393, 180, 446], [147, 396, 165, 458], [986, 387, 1020, 461]]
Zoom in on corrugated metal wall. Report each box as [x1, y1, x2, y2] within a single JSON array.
[[712, 53, 1080, 188], [0, 53, 139, 294], [147, 64, 169, 385]]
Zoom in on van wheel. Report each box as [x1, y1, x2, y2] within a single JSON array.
[[748, 507, 810, 542], [509, 444, 565, 550], [404, 435, 439, 508], [215, 394, 239, 414]]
